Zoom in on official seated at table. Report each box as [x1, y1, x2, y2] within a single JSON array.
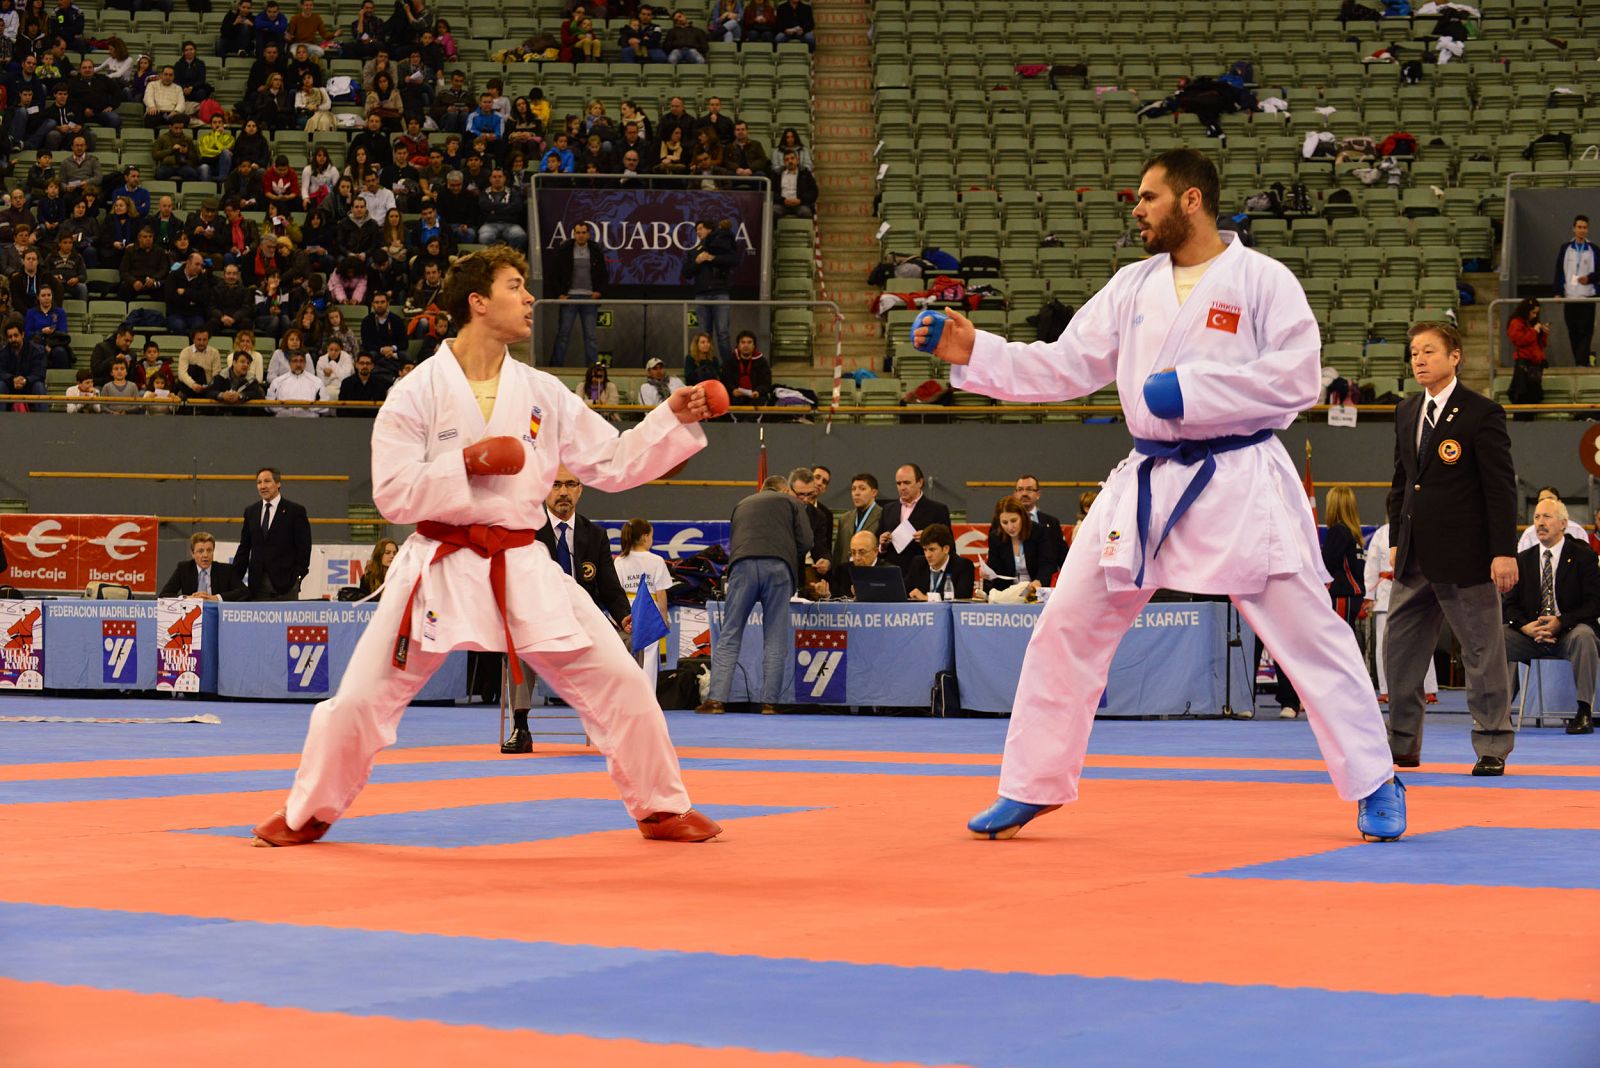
[[159, 530, 247, 601], [358, 538, 397, 599], [984, 495, 1051, 598], [1504, 496, 1600, 735], [818, 529, 879, 599], [907, 523, 975, 601]]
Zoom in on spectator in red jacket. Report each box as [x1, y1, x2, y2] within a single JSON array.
[[1507, 296, 1549, 406]]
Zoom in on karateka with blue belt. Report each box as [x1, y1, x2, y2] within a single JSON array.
[[912, 149, 1407, 843]]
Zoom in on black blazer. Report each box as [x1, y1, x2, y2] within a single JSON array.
[[988, 509, 1066, 585], [906, 553, 976, 599], [985, 528, 1053, 594], [805, 501, 832, 564], [1504, 534, 1600, 632], [159, 559, 248, 600], [547, 238, 610, 297], [1387, 384, 1518, 585], [538, 512, 629, 622], [234, 495, 312, 595], [875, 496, 953, 574]]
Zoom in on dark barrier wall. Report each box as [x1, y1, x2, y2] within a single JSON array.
[[1, 415, 1593, 578]]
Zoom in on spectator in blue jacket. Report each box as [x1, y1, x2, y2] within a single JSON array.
[[50, 0, 86, 52], [253, 0, 290, 54], [540, 132, 576, 173], [464, 92, 504, 152], [22, 285, 70, 368], [0, 321, 46, 409]]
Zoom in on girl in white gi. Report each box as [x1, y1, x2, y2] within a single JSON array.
[[613, 518, 675, 681], [253, 247, 726, 847], [912, 149, 1406, 843], [1363, 523, 1439, 702]]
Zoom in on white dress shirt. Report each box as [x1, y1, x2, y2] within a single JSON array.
[[1416, 375, 1458, 452], [266, 369, 325, 416]]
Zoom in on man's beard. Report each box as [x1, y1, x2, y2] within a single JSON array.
[[1141, 211, 1193, 255]]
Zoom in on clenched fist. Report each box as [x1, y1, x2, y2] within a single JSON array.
[[462, 435, 525, 476]]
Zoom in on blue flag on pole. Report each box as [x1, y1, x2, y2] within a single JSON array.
[[630, 575, 671, 655]]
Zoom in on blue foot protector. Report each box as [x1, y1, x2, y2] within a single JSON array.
[[1356, 776, 1406, 842], [968, 797, 1063, 840], [1142, 369, 1184, 419], [910, 309, 947, 353]]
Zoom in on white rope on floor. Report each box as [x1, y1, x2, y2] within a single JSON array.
[[0, 714, 223, 725]]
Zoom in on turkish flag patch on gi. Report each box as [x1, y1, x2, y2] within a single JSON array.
[[1206, 302, 1242, 334]]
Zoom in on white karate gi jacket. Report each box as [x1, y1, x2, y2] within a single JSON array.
[[375, 341, 705, 656], [953, 233, 1326, 595]]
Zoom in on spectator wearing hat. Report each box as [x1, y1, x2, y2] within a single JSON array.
[[637, 357, 684, 406]]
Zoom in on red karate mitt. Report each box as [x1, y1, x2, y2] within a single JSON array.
[[462, 435, 526, 476]]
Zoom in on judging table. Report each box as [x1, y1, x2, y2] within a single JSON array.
[[708, 600, 1255, 715], [25, 600, 467, 700]]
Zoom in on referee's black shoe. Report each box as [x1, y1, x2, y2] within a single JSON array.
[[501, 727, 533, 754], [1471, 755, 1506, 777]]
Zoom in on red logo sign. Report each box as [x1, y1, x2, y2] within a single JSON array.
[[1206, 302, 1241, 334], [0, 514, 159, 594]]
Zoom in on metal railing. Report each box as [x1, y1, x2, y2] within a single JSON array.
[[1484, 295, 1600, 392]]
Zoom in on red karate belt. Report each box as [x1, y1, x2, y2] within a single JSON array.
[[393, 521, 538, 682]]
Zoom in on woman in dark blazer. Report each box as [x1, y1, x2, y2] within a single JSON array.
[[984, 495, 1051, 596]]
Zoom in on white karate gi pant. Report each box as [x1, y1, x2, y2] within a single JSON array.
[[1373, 610, 1438, 695], [283, 571, 693, 830], [998, 532, 1395, 806]]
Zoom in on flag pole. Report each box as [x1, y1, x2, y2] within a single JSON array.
[[757, 426, 767, 487]]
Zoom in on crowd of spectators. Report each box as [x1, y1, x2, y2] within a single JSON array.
[[0, 0, 816, 411]]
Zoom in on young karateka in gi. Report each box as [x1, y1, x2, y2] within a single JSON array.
[[912, 149, 1407, 843], [253, 246, 729, 846]]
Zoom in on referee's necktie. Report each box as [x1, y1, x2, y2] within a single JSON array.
[[1419, 398, 1437, 460], [1541, 549, 1556, 616], [555, 521, 573, 575], [199, 567, 210, 595]]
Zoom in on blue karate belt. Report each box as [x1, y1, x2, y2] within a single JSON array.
[[1129, 429, 1274, 587]]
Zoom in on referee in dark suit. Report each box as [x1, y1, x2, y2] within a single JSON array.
[[503, 467, 630, 753], [234, 466, 313, 601], [1385, 322, 1519, 775]]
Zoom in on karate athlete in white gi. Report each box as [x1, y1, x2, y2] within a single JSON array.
[[253, 247, 726, 847], [912, 149, 1407, 843]]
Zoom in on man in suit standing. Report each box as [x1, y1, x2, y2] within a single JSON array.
[[1385, 322, 1519, 775], [788, 465, 833, 593], [998, 473, 1066, 586], [831, 472, 882, 573], [907, 524, 976, 601], [234, 466, 312, 600], [1504, 496, 1600, 734], [502, 466, 630, 753], [877, 463, 952, 577], [159, 531, 247, 600]]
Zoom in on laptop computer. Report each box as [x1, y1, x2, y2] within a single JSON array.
[[851, 564, 908, 603]]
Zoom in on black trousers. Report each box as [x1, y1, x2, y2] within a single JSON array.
[[1565, 301, 1595, 366]]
